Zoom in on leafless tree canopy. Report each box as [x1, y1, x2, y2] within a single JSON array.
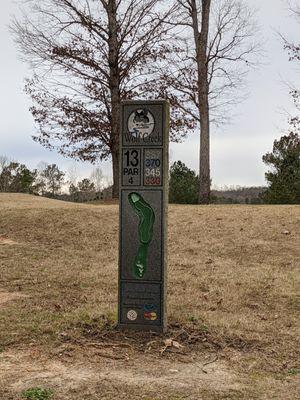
[[90, 166, 104, 192], [12, 0, 261, 200], [12, 0, 193, 197], [0, 156, 10, 174], [156, 0, 260, 203], [162, 0, 260, 125], [282, 1, 300, 130]]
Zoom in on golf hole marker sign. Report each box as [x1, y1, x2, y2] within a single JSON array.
[[118, 100, 169, 332]]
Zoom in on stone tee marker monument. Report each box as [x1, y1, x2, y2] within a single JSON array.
[[118, 100, 169, 332]]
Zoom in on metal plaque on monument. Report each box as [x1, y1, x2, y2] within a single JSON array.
[[118, 100, 169, 332]]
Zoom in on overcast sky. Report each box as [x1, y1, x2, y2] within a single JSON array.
[[0, 0, 299, 188]]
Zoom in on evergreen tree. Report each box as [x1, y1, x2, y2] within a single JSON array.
[[77, 178, 95, 193], [0, 162, 37, 193], [263, 132, 300, 204], [169, 161, 199, 204]]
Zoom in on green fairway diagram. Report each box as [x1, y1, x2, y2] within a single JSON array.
[[128, 192, 155, 279]]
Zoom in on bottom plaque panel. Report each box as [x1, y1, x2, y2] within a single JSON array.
[[119, 281, 162, 326]]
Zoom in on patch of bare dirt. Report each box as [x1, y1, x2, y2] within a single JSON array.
[[1, 349, 241, 399], [0, 236, 17, 245], [0, 291, 27, 307]]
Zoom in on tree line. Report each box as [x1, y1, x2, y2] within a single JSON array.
[[1, 127, 299, 204], [170, 132, 300, 205], [0, 157, 109, 201]]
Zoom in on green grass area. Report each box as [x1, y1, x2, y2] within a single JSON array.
[[22, 388, 53, 400]]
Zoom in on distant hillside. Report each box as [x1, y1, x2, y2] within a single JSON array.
[[212, 186, 267, 204], [0, 193, 83, 209]]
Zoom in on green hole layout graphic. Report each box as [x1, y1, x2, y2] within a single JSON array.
[[128, 192, 155, 278]]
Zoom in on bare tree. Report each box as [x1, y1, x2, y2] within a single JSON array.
[[41, 164, 65, 197], [283, 2, 300, 113], [12, 0, 191, 199], [161, 0, 260, 203], [90, 166, 104, 192], [35, 161, 49, 195], [67, 162, 79, 186], [0, 156, 10, 174], [280, 2, 300, 67]]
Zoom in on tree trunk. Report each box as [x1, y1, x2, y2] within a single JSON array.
[[111, 147, 119, 199], [110, 97, 120, 199], [107, 0, 121, 199], [191, 0, 211, 204], [198, 66, 210, 204]]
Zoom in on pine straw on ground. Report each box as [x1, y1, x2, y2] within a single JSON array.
[[0, 193, 299, 399]]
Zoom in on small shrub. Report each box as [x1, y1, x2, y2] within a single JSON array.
[[22, 387, 53, 400], [287, 368, 300, 376]]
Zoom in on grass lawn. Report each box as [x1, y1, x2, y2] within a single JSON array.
[[0, 193, 299, 399]]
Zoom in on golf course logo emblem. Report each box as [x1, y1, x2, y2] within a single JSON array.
[[128, 109, 155, 139], [128, 192, 155, 279], [127, 310, 138, 321]]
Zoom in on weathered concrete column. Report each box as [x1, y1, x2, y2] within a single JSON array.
[[118, 100, 169, 332]]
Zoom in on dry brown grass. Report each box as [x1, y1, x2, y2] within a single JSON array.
[[0, 193, 299, 399]]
